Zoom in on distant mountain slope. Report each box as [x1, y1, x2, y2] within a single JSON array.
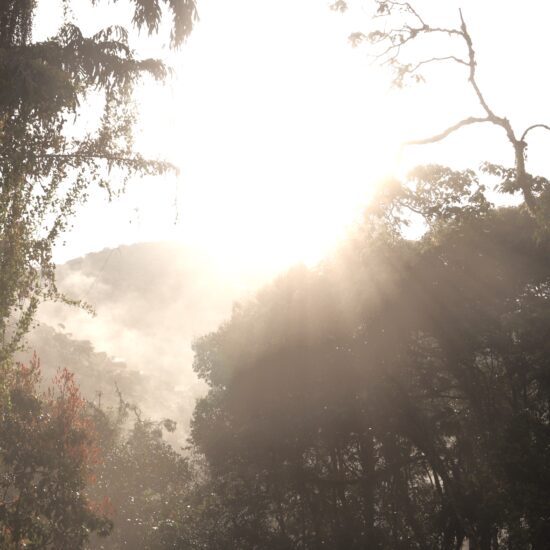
[[22, 324, 145, 409], [30, 241, 255, 433]]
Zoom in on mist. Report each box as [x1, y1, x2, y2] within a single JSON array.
[[33, 242, 263, 437], [3, 1, 550, 548]]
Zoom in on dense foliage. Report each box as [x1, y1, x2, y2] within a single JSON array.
[[190, 175, 550, 549], [2, 1, 550, 549], [0, 1, 198, 547], [5, 188, 550, 549], [87, 400, 192, 549], [0, 0, 197, 361], [0, 359, 112, 547]]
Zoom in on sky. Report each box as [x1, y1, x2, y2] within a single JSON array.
[[36, 0, 550, 279]]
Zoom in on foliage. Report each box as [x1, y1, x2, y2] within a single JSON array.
[[0, 2, 199, 545], [184, 4, 550, 548], [0, 0, 197, 362], [1, 356, 198, 550], [110, 0, 198, 48], [85, 394, 194, 549], [3, 2, 550, 549], [189, 175, 550, 549], [21, 323, 146, 408], [0, 357, 112, 548]]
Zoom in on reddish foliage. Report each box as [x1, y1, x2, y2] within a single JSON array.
[[0, 357, 113, 548]]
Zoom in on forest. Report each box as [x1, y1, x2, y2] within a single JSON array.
[[1, 1, 550, 549]]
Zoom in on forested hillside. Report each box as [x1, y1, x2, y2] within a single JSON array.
[[80, 199, 550, 548], [2, 1, 550, 549], [188, 201, 550, 548], [23, 324, 145, 409], [34, 242, 247, 429]]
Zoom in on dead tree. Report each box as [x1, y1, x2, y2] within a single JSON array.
[[350, 1, 550, 218]]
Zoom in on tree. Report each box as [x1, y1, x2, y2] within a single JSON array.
[[341, 0, 550, 224], [189, 190, 550, 548], [87, 395, 193, 550], [0, 0, 198, 362], [0, 358, 113, 547], [182, 4, 550, 548], [184, 4, 550, 545], [0, 2, 198, 545]]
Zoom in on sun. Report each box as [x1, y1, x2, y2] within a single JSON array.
[[56, 0, 418, 274], [126, 0, 408, 278], [53, 0, 515, 275]]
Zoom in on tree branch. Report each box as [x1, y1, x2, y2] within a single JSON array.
[[458, 10, 497, 121], [368, 3, 545, 217], [407, 55, 469, 75], [404, 117, 491, 146], [521, 124, 550, 142], [4, 152, 179, 174]]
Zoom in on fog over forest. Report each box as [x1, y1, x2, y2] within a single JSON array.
[[30, 242, 264, 435], [3, 1, 550, 549]]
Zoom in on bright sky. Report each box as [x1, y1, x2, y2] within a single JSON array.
[[40, 0, 550, 280]]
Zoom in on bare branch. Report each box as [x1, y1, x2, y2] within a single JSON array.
[[369, 28, 421, 64], [405, 117, 491, 146], [521, 124, 550, 142], [369, 3, 543, 217], [407, 55, 469, 74], [458, 9, 510, 137], [403, 2, 426, 27], [375, 1, 426, 27]]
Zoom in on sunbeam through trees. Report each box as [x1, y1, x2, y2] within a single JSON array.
[[2, 1, 550, 549]]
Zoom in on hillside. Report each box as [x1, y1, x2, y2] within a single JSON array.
[[25, 242, 255, 434]]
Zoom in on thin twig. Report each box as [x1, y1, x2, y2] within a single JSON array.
[[407, 55, 469, 74]]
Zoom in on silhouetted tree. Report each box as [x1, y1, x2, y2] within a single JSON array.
[[0, 358, 112, 547], [87, 397, 193, 550], [189, 174, 550, 548], [343, 0, 550, 223], [0, 0, 197, 361]]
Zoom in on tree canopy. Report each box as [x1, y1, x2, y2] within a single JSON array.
[[343, 0, 550, 222], [189, 183, 550, 549], [0, 0, 197, 361], [0, 359, 113, 547], [184, 4, 550, 547], [0, 1, 197, 547], [2, 2, 550, 549]]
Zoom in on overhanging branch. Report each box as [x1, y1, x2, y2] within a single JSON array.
[[521, 124, 550, 142], [405, 117, 491, 146]]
